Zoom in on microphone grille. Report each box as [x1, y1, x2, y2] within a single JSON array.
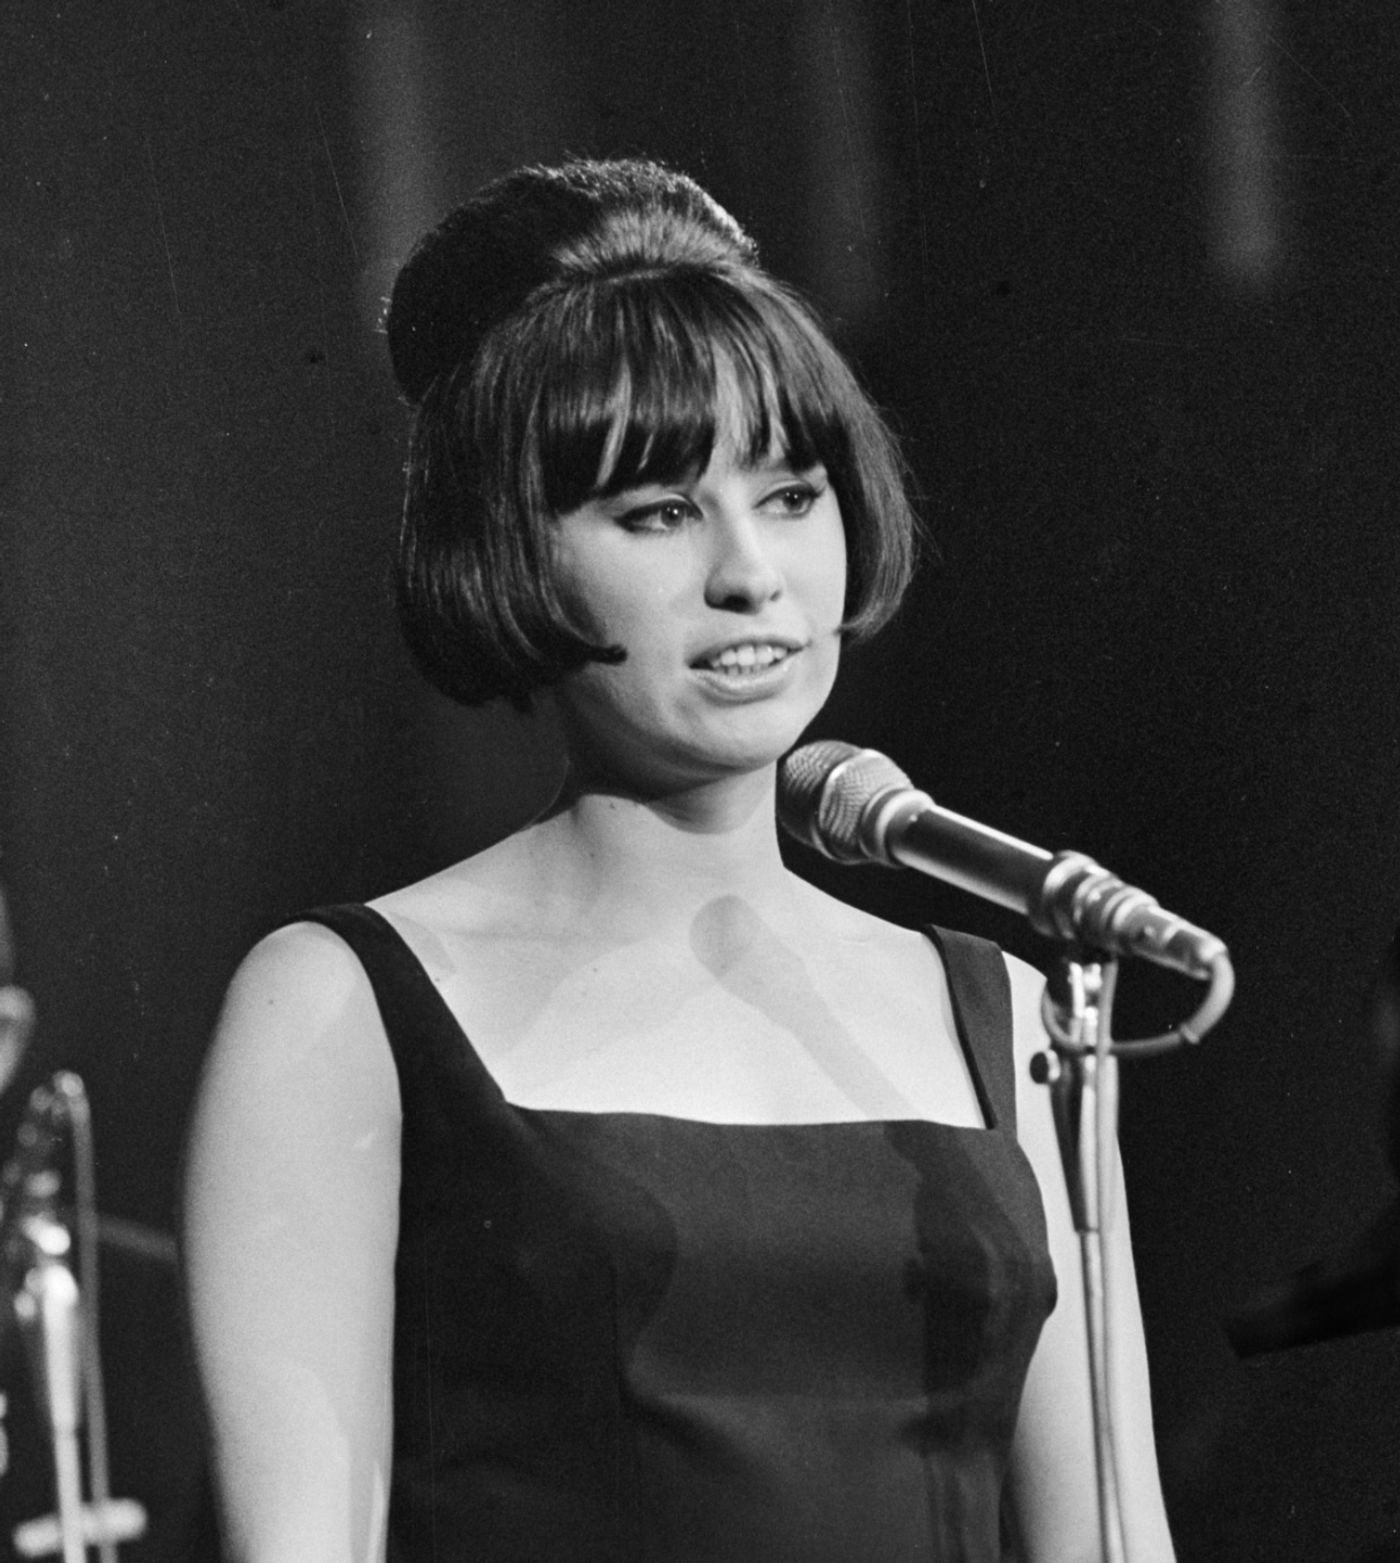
[[778, 741, 913, 862]]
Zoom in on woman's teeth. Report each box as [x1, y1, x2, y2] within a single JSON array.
[[705, 643, 792, 674]]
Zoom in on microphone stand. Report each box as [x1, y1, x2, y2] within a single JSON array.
[[13, 1202, 87, 1563], [1032, 952, 1126, 1563], [1, 1073, 135, 1563]]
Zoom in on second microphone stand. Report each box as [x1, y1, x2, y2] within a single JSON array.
[[1032, 952, 1126, 1563]]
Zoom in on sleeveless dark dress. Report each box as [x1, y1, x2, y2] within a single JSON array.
[[299, 905, 1057, 1563]]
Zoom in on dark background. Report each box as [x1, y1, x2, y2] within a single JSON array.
[[2, 1, 1398, 1557]]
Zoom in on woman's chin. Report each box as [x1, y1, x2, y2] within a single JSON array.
[[667, 713, 815, 786], [570, 724, 794, 800], [555, 668, 836, 795]]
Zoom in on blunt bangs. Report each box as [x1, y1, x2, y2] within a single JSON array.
[[520, 271, 855, 518], [398, 215, 919, 709]]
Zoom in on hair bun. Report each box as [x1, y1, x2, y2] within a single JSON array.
[[385, 159, 756, 405]]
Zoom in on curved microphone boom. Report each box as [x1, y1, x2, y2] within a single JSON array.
[[779, 741, 1230, 988]]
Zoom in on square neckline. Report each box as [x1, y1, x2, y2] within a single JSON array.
[[338, 904, 1003, 1134]]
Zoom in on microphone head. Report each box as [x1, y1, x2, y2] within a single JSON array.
[[778, 741, 914, 864]]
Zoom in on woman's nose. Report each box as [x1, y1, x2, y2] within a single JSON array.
[[703, 513, 784, 611]]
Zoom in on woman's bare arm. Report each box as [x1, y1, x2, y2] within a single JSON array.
[[182, 923, 402, 1563]]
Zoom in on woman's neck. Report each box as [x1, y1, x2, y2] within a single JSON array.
[[521, 764, 805, 942]]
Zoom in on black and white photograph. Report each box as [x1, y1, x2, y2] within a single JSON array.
[[2, 4, 1399, 1559]]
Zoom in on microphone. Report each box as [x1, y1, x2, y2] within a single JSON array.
[[778, 740, 1228, 981]]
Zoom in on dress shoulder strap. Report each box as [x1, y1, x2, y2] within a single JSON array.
[[924, 925, 1018, 1136], [282, 903, 502, 1104]]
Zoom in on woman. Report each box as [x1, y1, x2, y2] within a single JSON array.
[[183, 159, 1176, 1562]]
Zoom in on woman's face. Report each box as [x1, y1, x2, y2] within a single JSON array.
[[550, 426, 847, 794]]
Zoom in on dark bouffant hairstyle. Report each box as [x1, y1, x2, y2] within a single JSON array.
[[385, 158, 919, 709]]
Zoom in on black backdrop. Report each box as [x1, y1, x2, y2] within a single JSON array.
[[3, 2, 1399, 1558]]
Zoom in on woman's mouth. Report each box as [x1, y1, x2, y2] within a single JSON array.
[[699, 642, 797, 676]]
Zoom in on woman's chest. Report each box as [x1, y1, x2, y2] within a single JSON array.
[[433, 924, 987, 1127]]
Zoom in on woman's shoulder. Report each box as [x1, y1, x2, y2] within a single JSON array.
[[204, 918, 399, 1121], [223, 916, 378, 1029]]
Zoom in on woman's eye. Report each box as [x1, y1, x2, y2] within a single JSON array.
[[620, 499, 693, 534], [763, 483, 821, 517]]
